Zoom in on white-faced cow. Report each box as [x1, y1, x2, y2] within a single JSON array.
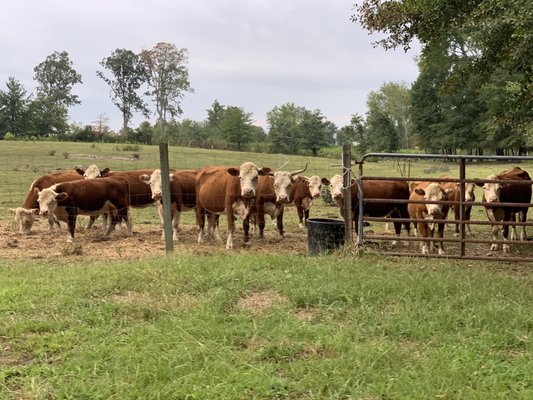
[[408, 182, 454, 255], [475, 166, 532, 253], [288, 175, 323, 228], [439, 176, 476, 236], [195, 162, 271, 249], [322, 174, 411, 245], [140, 169, 197, 241], [36, 177, 132, 242], [75, 165, 110, 179], [10, 170, 83, 234], [245, 166, 308, 238]]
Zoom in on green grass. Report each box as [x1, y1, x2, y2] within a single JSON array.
[[1, 254, 532, 399]]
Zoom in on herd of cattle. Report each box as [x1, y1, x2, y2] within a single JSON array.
[[8, 162, 533, 254]]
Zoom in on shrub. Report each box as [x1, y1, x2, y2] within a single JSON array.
[[48, 149, 56, 156], [132, 153, 140, 160], [4, 132, 15, 141], [63, 152, 70, 159]]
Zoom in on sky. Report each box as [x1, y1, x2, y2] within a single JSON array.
[[0, 0, 420, 132]]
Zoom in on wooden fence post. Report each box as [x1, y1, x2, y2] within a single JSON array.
[[159, 143, 174, 254]]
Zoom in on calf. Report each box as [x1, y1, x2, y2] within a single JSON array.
[[439, 176, 476, 236], [246, 166, 307, 238], [195, 162, 271, 249], [140, 169, 197, 241], [408, 182, 454, 255], [10, 170, 83, 234], [322, 175, 411, 245], [289, 175, 322, 228], [475, 166, 532, 253], [36, 177, 132, 242]]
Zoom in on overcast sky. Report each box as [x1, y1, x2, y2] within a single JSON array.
[[0, 0, 419, 131]]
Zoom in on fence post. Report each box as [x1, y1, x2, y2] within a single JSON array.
[[459, 157, 466, 256], [159, 143, 174, 254], [342, 144, 352, 245]]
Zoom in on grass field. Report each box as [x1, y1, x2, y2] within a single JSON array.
[[1, 141, 532, 398]]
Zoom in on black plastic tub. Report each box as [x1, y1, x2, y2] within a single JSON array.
[[307, 218, 345, 256]]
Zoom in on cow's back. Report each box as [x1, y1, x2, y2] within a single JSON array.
[[173, 169, 197, 208], [55, 177, 130, 211], [108, 169, 155, 207], [357, 180, 410, 217], [499, 168, 532, 205], [196, 166, 236, 213], [24, 170, 82, 208]]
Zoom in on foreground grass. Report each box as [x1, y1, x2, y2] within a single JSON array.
[[1, 254, 532, 399]]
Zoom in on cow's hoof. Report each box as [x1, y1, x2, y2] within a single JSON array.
[[438, 248, 445, 255], [490, 244, 498, 251], [503, 245, 510, 253]]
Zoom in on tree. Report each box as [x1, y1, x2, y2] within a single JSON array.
[[0, 77, 30, 137], [219, 106, 253, 151], [299, 109, 331, 156], [337, 114, 366, 150], [266, 103, 304, 154], [97, 48, 149, 134], [140, 42, 193, 131], [32, 51, 82, 136]]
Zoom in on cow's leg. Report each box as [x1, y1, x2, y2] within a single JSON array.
[[428, 223, 436, 253], [418, 222, 429, 254], [465, 205, 472, 234], [208, 214, 222, 242], [276, 210, 284, 237], [508, 212, 517, 241], [124, 208, 133, 237], [197, 207, 206, 244], [48, 212, 60, 230], [85, 215, 98, 230], [391, 219, 401, 246], [226, 210, 235, 250], [243, 216, 250, 243], [453, 206, 460, 237], [519, 209, 527, 241], [437, 223, 446, 255], [502, 218, 510, 253], [172, 204, 180, 241], [303, 208, 310, 228], [490, 221, 500, 251], [296, 203, 305, 229], [257, 210, 266, 238], [66, 208, 77, 242]]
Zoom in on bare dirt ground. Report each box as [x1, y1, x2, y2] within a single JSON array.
[[0, 219, 309, 261]]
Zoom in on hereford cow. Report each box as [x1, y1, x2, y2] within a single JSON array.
[[36, 177, 132, 242], [245, 166, 308, 238], [75, 164, 110, 179], [439, 176, 476, 236], [140, 169, 197, 241], [289, 175, 323, 228], [10, 170, 83, 234], [475, 166, 532, 253], [196, 162, 271, 249], [408, 182, 454, 255], [322, 175, 411, 245]]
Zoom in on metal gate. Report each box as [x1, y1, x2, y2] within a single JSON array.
[[354, 153, 533, 262]]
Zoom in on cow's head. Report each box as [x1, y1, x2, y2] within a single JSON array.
[[322, 174, 344, 200], [270, 164, 308, 204], [465, 182, 476, 202], [76, 165, 110, 179], [227, 162, 271, 198], [35, 186, 68, 217], [305, 175, 323, 199], [10, 207, 39, 234], [414, 183, 453, 217], [475, 175, 500, 203], [140, 169, 175, 201]]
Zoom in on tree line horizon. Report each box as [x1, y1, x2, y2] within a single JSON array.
[[1, 0, 531, 157]]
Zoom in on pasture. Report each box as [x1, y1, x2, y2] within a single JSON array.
[[1, 141, 532, 399]]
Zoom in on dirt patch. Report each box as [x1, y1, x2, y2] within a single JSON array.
[[293, 307, 318, 322], [236, 289, 288, 314], [0, 219, 309, 261]]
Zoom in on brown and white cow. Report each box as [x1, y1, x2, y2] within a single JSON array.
[[75, 165, 110, 179], [245, 166, 308, 238], [140, 169, 197, 241], [408, 182, 454, 255], [475, 166, 532, 253], [36, 177, 132, 242], [10, 170, 83, 234], [195, 162, 271, 249], [439, 176, 476, 236], [322, 174, 411, 245], [288, 175, 323, 228]]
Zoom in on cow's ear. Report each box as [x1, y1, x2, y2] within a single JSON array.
[[321, 178, 330, 185], [139, 174, 150, 183], [258, 167, 271, 176], [227, 167, 240, 176], [56, 192, 68, 201], [75, 167, 85, 175], [9, 208, 16, 215], [414, 188, 426, 196], [473, 179, 484, 187], [292, 175, 303, 184], [100, 168, 111, 177], [444, 188, 454, 196], [169, 173, 175, 181]]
